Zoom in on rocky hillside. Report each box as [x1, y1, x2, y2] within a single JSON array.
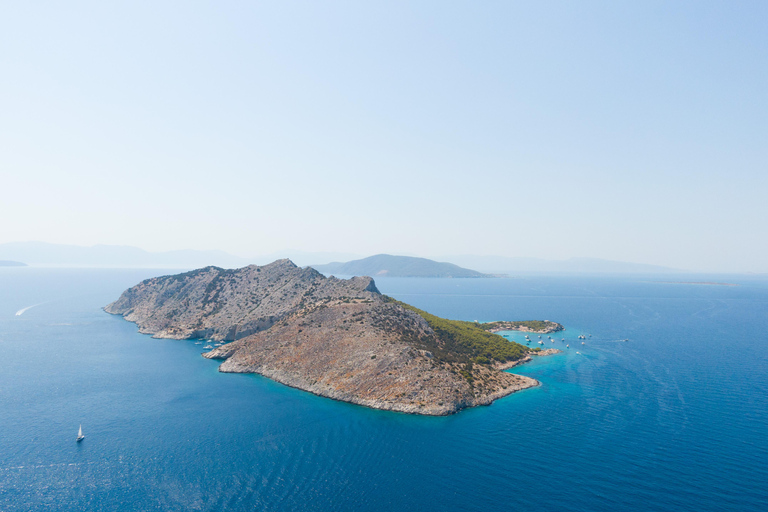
[[105, 260, 544, 415], [104, 259, 379, 341]]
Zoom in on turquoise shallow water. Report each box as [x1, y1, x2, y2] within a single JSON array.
[[1, 269, 766, 511]]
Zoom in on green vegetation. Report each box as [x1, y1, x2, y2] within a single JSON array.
[[385, 297, 530, 366]]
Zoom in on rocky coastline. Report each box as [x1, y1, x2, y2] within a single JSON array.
[[495, 349, 562, 371]]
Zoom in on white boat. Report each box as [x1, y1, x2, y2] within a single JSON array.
[[204, 344, 213, 349], [77, 425, 85, 442], [566, 344, 569, 348], [582, 342, 585, 345]]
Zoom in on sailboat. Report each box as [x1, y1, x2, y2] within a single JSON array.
[[77, 425, 85, 442]]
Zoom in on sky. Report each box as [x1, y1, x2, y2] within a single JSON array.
[[1, 1, 766, 272]]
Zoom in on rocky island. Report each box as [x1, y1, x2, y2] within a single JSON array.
[[105, 260, 559, 415]]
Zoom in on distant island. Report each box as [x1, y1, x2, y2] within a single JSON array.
[[442, 255, 683, 274], [0, 260, 26, 267], [0, 241, 364, 269], [105, 260, 559, 415], [310, 254, 492, 278], [0, 241, 254, 268], [0, 241, 689, 274], [654, 281, 738, 286]]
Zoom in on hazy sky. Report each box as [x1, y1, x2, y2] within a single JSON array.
[[1, 1, 766, 272]]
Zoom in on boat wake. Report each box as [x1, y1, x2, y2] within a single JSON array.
[[0, 461, 99, 472], [15, 303, 46, 316]]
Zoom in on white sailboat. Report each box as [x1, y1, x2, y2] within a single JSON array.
[[77, 425, 85, 442]]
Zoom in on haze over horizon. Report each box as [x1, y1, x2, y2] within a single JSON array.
[[0, 240, 705, 274], [2, 2, 766, 273]]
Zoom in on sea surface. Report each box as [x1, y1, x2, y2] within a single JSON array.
[[0, 268, 766, 511]]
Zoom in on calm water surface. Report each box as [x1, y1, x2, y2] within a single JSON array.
[[1, 268, 766, 511]]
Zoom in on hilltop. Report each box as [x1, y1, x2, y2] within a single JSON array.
[[311, 254, 490, 278], [105, 260, 552, 415]]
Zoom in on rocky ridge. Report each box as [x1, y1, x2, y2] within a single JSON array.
[[105, 260, 547, 415]]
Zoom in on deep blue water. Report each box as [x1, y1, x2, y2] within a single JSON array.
[[1, 268, 766, 511]]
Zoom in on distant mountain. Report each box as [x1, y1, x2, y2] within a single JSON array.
[[442, 255, 683, 274], [0, 242, 365, 269], [0, 260, 26, 267], [0, 242, 684, 274], [311, 254, 489, 278], [0, 242, 254, 269], [257, 250, 364, 268]]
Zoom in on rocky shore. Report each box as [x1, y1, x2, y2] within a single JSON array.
[[495, 348, 562, 370]]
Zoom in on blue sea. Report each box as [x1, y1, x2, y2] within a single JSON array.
[[1, 268, 766, 511]]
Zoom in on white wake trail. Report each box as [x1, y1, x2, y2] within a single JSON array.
[[15, 303, 46, 316]]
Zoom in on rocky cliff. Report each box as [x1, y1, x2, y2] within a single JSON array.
[[105, 260, 540, 415]]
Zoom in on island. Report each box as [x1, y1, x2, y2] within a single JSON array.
[[0, 260, 27, 267], [310, 254, 493, 278], [655, 281, 739, 286], [104, 259, 559, 415]]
